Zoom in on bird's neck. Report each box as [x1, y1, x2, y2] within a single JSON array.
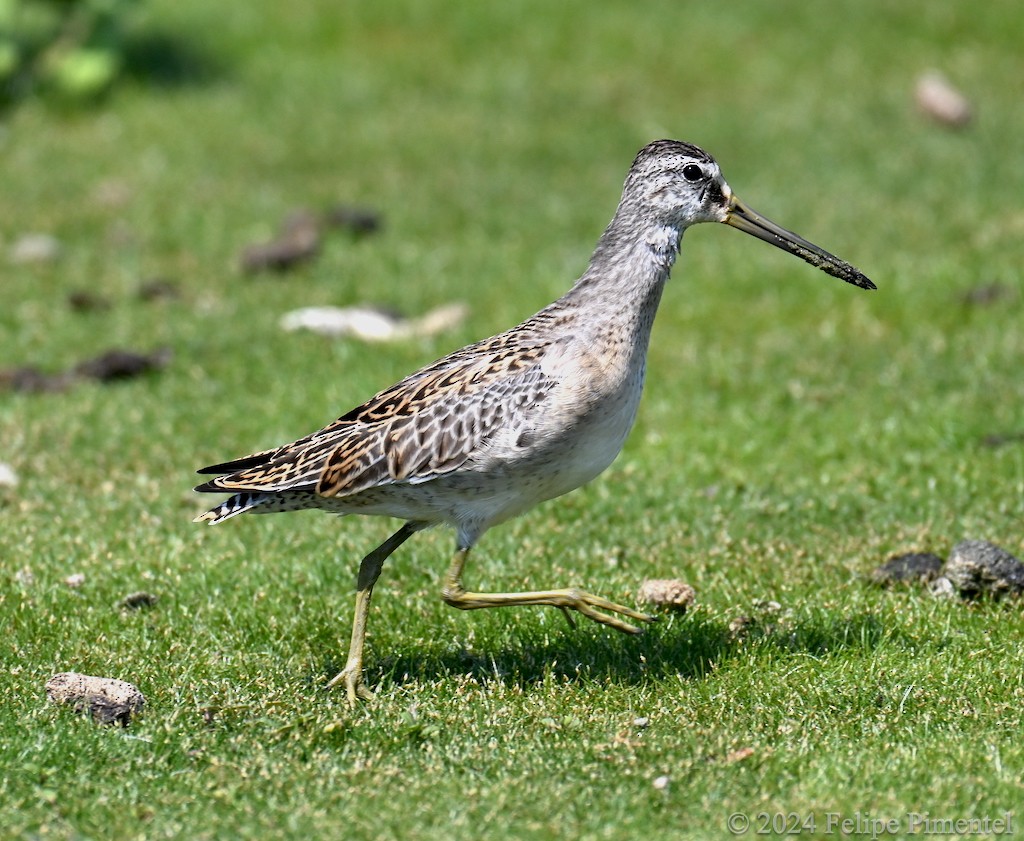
[[560, 215, 684, 331]]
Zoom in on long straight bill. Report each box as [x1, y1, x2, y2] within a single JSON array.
[[725, 196, 876, 290]]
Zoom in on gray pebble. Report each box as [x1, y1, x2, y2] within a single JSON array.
[[944, 540, 1024, 598], [119, 591, 158, 610], [871, 552, 945, 587]]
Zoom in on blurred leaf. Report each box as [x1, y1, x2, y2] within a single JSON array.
[[2, 0, 139, 104], [47, 45, 118, 96]]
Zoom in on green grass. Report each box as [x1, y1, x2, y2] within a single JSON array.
[[3, 0, 1024, 838]]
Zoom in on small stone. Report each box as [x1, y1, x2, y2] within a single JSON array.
[[75, 348, 171, 383], [633, 716, 650, 728], [728, 615, 754, 640], [46, 672, 145, 726], [961, 282, 1013, 307], [240, 210, 321, 273], [928, 576, 957, 600], [944, 540, 1024, 598], [324, 205, 382, 237], [915, 71, 973, 128], [980, 432, 1024, 449], [137, 278, 180, 302], [67, 290, 112, 312], [119, 591, 158, 610], [64, 573, 86, 588], [652, 775, 670, 791], [637, 579, 695, 612], [871, 552, 944, 587], [11, 233, 61, 264], [0, 365, 74, 394]]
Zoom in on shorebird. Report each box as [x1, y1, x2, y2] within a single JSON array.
[[195, 140, 874, 705]]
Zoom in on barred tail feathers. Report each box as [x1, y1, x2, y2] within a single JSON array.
[[194, 492, 270, 524]]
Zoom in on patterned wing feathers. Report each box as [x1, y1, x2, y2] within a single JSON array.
[[316, 362, 550, 496], [197, 339, 556, 500]]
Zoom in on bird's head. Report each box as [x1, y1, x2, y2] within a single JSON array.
[[623, 140, 875, 290]]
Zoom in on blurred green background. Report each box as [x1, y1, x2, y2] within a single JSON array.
[[2, 1, 1022, 839]]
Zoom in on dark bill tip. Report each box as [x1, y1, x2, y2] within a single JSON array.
[[725, 197, 876, 291]]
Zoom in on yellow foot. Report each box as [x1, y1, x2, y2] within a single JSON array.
[[443, 582, 657, 634], [560, 590, 657, 634], [326, 664, 375, 707]]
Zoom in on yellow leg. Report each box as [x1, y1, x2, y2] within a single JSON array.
[[326, 522, 419, 706], [441, 547, 655, 634]]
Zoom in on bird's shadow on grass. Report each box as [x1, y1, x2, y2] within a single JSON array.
[[331, 609, 894, 696]]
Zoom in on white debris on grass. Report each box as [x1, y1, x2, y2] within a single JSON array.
[[915, 70, 973, 127], [10, 233, 62, 264], [280, 302, 468, 342], [0, 462, 17, 488]]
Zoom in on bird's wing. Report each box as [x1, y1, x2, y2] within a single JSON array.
[[195, 333, 559, 498], [317, 351, 554, 496]]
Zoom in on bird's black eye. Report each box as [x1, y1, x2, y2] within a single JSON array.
[[682, 163, 705, 182]]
